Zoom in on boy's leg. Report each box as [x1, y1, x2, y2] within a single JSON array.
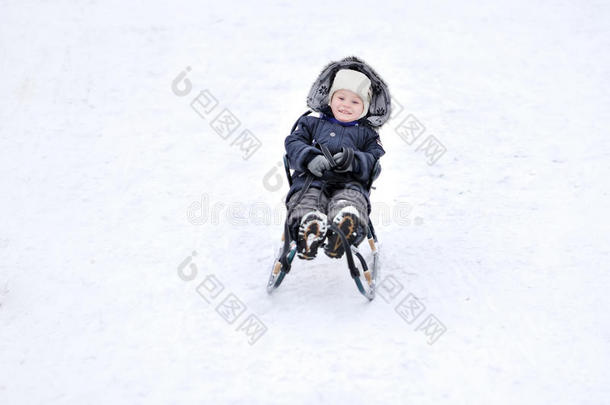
[[286, 187, 329, 260], [325, 187, 369, 259]]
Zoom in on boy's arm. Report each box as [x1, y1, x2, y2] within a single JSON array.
[[352, 131, 386, 183], [284, 116, 322, 172]]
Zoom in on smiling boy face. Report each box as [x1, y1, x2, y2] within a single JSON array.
[[330, 89, 364, 122]]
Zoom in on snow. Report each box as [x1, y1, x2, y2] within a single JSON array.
[[1, 0, 609, 404]]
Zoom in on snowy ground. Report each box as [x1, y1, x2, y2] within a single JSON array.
[[1, 0, 609, 404]]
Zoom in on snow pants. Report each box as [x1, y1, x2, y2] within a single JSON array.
[[286, 185, 368, 239]]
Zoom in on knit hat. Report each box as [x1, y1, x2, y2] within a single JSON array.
[[328, 69, 372, 120]]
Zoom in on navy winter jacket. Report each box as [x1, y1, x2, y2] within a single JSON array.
[[284, 113, 385, 213]]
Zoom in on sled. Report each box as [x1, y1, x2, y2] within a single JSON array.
[[267, 131, 381, 301]]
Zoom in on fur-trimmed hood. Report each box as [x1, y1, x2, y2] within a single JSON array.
[[306, 56, 391, 128]]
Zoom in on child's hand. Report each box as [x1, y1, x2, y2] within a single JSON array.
[[307, 155, 332, 177], [333, 147, 355, 172]]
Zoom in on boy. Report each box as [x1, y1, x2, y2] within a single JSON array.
[[284, 64, 388, 260]]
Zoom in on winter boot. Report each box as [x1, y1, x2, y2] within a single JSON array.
[[324, 206, 362, 259], [297, 210, 328, 260]]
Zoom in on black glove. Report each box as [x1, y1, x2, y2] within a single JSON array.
[[332, 147, 355, 172]]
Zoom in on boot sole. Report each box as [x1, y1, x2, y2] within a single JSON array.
[[325, 212, 359, 259], [297, 213, 327, 260]]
